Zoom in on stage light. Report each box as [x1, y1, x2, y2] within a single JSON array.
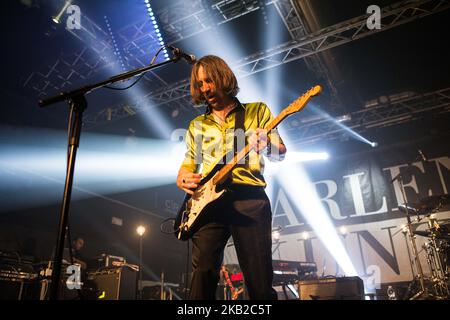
[[171, 108, 180, 118], [52, 0, 72, 24], [339, 226, 348, 237], [371, 142, 378, 148], [143, 1, 168, 61], [123, 105, 136, 116], [136, 225, 146, 236], [106, 108, 112, 121], [272, 230, 280, 241], [401, 224, 408, 234], [302, 231, 309, 240], [336, 114, 352, 123], [136, 224, 146, 300]]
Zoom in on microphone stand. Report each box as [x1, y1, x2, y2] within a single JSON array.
[[40, 56, 183, 300], [392, 153, 431, 300]]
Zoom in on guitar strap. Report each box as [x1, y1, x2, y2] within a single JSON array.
[[194, 101, 247, 170], [194, 132, 203, 168], [233, 101, 246, 158]]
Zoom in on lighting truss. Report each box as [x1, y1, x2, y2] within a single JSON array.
[[116, 0, 266, 66], [272, 0, 341, 108], [23, 13, 115, 97], [24, 9, 168, 97], [156, 0, 263, 43], [286, 87, 450, 146], [23, 0, 450, 132], [233, 0, 450, 77], [82, 80, 196, 127], [80, 0, 449, 128]]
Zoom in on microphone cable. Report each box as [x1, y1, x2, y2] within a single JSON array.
[[104, 45, 167, 91]]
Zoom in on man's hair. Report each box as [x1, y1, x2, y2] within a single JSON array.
[[190, 55, 239, 105]]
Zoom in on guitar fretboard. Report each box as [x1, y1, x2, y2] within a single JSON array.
[[211, 87, 320, 185]]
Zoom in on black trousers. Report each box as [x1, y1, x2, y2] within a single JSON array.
[[189, 185, 274, 300]]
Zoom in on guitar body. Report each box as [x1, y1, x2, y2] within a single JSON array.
[[174, 171, 226, 241]]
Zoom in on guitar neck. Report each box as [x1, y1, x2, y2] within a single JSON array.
[[211, 86, 320, 186], [212, 110, 287, 185]]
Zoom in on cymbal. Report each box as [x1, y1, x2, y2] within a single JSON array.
[[398, 204, 430, 216], [398, 204, 419, 215], [413, 229, 450, 240], [419, 194, 450, 211]]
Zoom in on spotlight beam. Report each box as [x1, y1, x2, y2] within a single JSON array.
[[310, 106, 375, 146], [0, 128, 185, 212], [278, 164, 358, 276], [0, 160, 166, 219]]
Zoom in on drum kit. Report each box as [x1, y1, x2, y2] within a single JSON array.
[[398, 194, 450, 300]]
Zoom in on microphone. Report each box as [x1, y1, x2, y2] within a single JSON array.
[[418, 149, 427, 161], [168, 46, 196, 65]]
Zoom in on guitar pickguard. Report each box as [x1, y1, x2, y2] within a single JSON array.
[[177, 172, 226, 240]]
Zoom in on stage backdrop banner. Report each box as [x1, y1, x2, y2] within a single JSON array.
[[224, 138, 450, 292]]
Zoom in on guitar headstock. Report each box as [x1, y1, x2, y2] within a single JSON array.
[[283, 85, 322, 117]]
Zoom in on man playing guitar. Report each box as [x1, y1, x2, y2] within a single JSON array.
[[176, 55, 287, 300]]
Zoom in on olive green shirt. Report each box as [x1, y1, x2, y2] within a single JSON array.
[[180, 101, 284, 186]]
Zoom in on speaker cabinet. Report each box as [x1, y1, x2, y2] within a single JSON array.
[[0, 279, 39, 300], [298, 277, 365, 300], [88, 267, 137, 300]]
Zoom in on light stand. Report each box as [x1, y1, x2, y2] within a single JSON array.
[[40, 53, 184, 300], [136, 225, 146, 300], [336, 226, 348, 277], [272, 230, 281, 259]]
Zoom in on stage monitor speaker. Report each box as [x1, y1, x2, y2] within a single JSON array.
[[88, 266, 137, 300], [298, 277, 365, 300]]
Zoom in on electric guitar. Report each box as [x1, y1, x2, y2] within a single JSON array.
[[174, 85, 322, 240]]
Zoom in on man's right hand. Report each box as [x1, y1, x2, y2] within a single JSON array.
[[177, 171, 202, 195]]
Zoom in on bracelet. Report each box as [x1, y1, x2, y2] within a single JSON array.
[[266, 136, 271, 156]]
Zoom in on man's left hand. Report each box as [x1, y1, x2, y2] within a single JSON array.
[[249, 128, 269, 154]]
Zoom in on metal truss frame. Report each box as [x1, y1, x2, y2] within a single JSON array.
[[272, 0, 341, 108], [155, 0, 264, 44], [23, 13, 116, 97], [233, 0, 450, 77], [115, 0, 266, 68], [23, 11, 167, 97], [23, 0, 450, 140], [82, 0, 449, 127], [82, 79, 195, 127], [287, 87, 450, 146]]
